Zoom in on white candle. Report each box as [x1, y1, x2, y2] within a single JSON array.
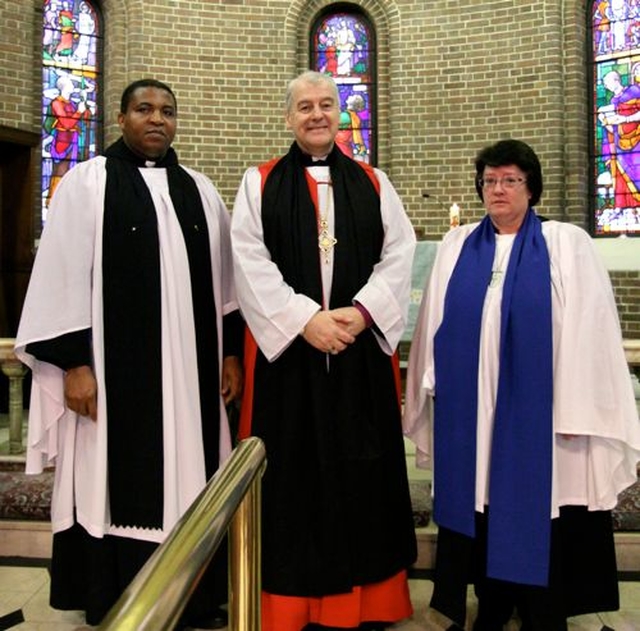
[[449, 203, 460, 228]]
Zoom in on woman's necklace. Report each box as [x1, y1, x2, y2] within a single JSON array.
[[317, 180, 337, 264]]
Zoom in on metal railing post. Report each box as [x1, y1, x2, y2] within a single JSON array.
[[230, 460, 263, 631], [97, 437, 266, 631]]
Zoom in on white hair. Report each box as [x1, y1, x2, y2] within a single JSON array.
[[285, 71, 339, 112]]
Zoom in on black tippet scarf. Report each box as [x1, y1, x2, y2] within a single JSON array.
[[102, 138, 219, 529], [433, 209, 553, 586], [260, 142, 384, 309], [254, 143, 417, 595]]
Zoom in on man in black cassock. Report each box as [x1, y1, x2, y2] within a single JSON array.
[[15, 78, 243, 628]]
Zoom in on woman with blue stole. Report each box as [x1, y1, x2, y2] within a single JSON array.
[[404, 139, 640, 630]]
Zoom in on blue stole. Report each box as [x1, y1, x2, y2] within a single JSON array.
[[433, 209, 553, 586]]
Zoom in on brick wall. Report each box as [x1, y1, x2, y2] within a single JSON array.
[[0, 1, 39, 131], [0, 0, 637, 335], [612, 272, 640, 338]]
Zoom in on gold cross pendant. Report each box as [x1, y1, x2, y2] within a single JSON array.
[[318, 219, 337, 264]]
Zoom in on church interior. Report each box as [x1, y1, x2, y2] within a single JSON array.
[[1, 0, 640, 629]]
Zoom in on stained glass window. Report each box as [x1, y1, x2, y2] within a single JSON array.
[[590, 0, 640, 235], [311, 9, 376, 164], [42, 0, 102, 223]]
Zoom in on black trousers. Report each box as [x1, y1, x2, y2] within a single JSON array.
[[50, 522, 228, 626], [473, 576, 568, 631], [430, 506, 619, 631]]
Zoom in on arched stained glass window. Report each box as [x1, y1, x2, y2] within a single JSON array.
[[311, 8, 376, 164], [590, 0, 640, 235], [42, 0, 103, 223]]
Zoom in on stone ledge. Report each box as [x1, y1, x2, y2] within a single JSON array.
[[0, 520, 52, 558]]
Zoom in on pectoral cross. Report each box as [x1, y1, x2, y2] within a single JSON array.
[[318, 219, 337, 264]]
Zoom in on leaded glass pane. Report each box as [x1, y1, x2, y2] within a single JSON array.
[[592, 0, 640, 235], [311, 12, 376, 164], [42, 0, 102, 223]]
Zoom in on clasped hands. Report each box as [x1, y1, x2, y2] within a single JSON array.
[[301, 307, 367, 355]]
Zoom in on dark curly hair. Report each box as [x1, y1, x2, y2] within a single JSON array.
[[120, 79, 177, 115], [474, 139, 543, 207]]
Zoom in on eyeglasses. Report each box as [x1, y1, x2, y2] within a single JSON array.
[[478, 176, 527, 190]]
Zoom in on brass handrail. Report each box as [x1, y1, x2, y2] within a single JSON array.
[[98, 436, 266, 631]]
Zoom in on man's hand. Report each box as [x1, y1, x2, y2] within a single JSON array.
[[302, 310, 358, 354], [64, 365, 98, 421], [221, 356, 243, 405], [330, 306, 366, 337]]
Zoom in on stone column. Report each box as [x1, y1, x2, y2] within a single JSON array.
[[0, 339, 27, 455]]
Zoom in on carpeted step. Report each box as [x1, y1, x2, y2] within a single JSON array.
[[613, 478, 640, 531], [409, 480, 431, 527], [0, 463, 52, 521], [1, 463, 639, 533]]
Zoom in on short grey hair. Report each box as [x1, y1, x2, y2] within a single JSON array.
[[285, 71, 339, 112]]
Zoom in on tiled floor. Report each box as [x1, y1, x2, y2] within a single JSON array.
[[399, 440, 640, 631], [1, 563, 640, 631], [1, 422, 640, 630], [400, 576, 640, 630]]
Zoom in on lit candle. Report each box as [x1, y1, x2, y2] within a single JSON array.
[[449, 203, 460, 228]]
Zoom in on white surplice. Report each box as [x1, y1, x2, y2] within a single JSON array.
[[230, 164, 416, 360], [15, 157, 236, 543], [403, 220, 640, 516]]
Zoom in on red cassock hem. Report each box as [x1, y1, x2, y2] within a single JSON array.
[[261, 570, 413, 631]]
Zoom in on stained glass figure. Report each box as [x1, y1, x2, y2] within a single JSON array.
[[312, 11, 376, 164], [42, 0, 102, 223], [592, 0, 640, 234]]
